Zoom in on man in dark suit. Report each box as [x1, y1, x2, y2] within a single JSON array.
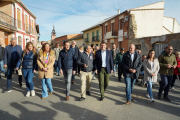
[[3, 38, 22, 93], [122, 44, 142, 105], [95, 41, 113, 101]]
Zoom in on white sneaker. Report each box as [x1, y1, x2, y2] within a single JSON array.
[[114, 73, 116, 77], [172, 87, 175, 90], [26, 91, 30, 97], [93, 77, 97, 80], [151, 98, 155, 102], [31, 90, 35, 96], [146, 94, 150, 99]]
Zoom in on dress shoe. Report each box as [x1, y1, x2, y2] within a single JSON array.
[[125, 101, 131, 105], [157, 92, 161, 99], [163, 96, 171, 102], [66, 96, 69, 100], [80, 97, 85, 101], [118, 78, 121, 82], [19, 84, 22, 88], [99, 97, 104, 101], [86, 91, 91, 96], [71, 81, 75, 84], [42, 97, 46, 100]]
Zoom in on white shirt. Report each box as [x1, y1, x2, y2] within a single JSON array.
[[85, 52, 89, 57], [101, 50, 106, 67], [129, 52, 135, 61], [150, 61, 154, 72]]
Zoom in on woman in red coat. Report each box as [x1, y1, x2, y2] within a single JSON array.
[[171, 52, 180, 90]]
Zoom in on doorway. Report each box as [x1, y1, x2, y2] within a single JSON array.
[[4, 33, 8, 46]]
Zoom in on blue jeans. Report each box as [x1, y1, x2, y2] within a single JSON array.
[[72, 74, 75, 82], [41, 77, 53, 97], [124, 78, 136, 101], [63, 69, 72, 96], [147, 79, 153, 98], [54, 60, 60, 74], [22, 69, 34, 91], [7, 61, 17, 89], [0, 60, 6, 77], [159, 74, 173, 98], [93, 71, 95, 76], [113, 64, 118, 73]]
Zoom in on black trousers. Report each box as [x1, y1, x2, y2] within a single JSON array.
[[118, 63, 123, 79]]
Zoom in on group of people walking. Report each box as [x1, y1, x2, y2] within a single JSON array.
[[1, 37, 179, 105]]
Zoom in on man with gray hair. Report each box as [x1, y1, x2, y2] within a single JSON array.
[[77, 45, 94, 101], [122, 44, 142, 105], [3, 37, 22, 93]]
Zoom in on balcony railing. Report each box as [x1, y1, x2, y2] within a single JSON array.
[[112, 30, 118, 36], [24, 23, 34, 34], [92, 36, 100, 42], [0, 10, 16, 29], [84, 38, 89, 42]]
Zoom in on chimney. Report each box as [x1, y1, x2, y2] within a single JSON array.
[[118, 9, 120, 14]]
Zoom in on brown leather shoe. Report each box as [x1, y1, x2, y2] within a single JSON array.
[[71, 81, 75, 84], [49, 92, 53, 95], [125, 101, 131, 105], [131, 98, 134, 101], [42, 97, 46, 100], [66, 96, 69, 100]]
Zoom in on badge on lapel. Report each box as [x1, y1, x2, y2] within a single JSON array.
[[90, 56, 93, 59]]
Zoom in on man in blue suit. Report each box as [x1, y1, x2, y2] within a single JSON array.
[[3, 37, 22, 93], [95, 41, 113, 101]]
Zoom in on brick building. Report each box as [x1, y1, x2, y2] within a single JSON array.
[[129, 33, 180, 58], [0, 0, 37, 49], [55, 34, 81, 46], [81, 1, 180, 51]]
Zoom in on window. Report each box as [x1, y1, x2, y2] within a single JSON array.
[[31, 20, 34, 34], [105, 26, 107, 34], [17, 8, 21, 29], [111, 23, 114, 31], [92, 31, 95, 37], [135, 45, 141, 50], [119, 19, 123, 30], [96, 30, 99, 40], [87, 33, 89, 41], [25, 15, 28, 32]]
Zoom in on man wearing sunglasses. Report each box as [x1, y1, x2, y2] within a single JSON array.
[[158, 46, 177, 102]]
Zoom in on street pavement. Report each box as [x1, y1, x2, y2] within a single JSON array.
[[0, 72, 180, 120]]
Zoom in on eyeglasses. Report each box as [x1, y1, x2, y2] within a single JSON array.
[[168, 49, 173, 50]]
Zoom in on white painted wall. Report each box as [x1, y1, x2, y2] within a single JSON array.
[[128, 1, 178, 38], [163, 17, 180, 34], [130, 9, 164, 38], [174, 19, 180, 33], [163, 17, 173, 33]]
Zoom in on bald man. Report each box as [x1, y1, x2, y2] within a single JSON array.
[[158, 46, 177, 102], [122, 44, 142, 105]]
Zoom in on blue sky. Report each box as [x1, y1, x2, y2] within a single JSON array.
[[22, 0, 180, 41]]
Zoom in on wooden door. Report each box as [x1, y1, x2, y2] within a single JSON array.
[[4, 33, 8, 46]]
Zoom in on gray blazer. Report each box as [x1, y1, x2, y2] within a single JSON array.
[[143, 58, 160, 82]]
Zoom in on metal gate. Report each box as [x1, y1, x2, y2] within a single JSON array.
[[153, 43, 168, 58]]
